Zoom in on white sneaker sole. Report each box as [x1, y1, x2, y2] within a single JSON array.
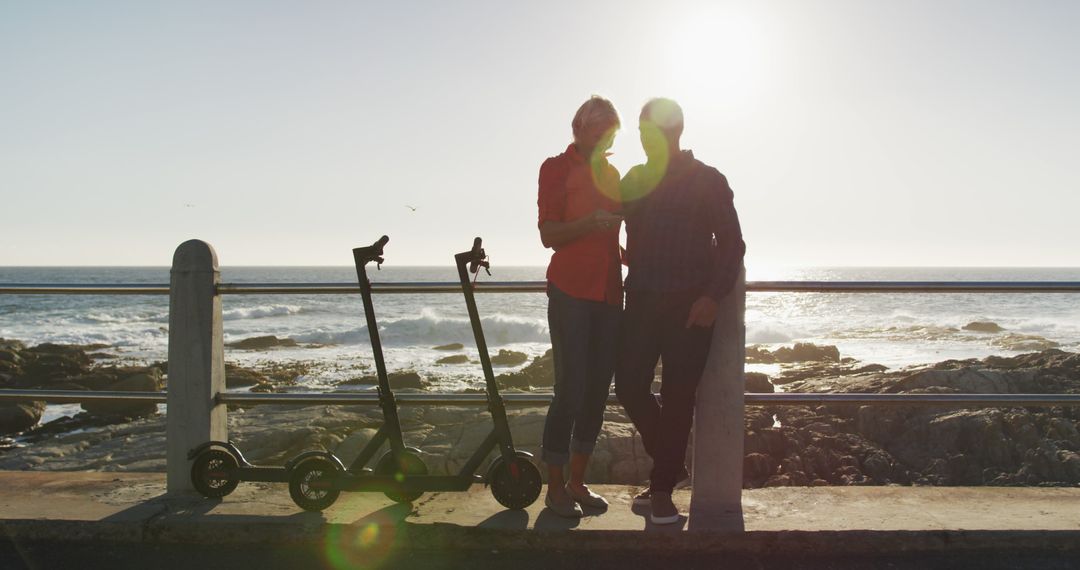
[[650, 512, 680, 525]]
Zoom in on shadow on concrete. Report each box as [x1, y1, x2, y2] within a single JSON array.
[[345, 502, 414, 527], [101, 492, 218, 522], [477, 509, 530, 530], [534, 508, 581, 530]]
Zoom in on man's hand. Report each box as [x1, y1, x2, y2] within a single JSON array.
[[685, 296, 719, 328]]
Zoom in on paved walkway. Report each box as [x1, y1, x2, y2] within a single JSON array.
[[1, 472, 1079, 567]]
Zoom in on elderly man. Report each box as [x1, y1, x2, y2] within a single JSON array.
[[615, 98, 745, 525]]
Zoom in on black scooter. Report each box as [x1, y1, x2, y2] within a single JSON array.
[[185, 241, 400, 498], [285, 236, 542, 511]]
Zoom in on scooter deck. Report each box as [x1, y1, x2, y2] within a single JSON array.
[[334, 473, 484, 493], [229, 466, 291, 484]]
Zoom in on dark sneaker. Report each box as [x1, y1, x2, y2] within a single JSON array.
[[545, 492, 583, 518], [566, 484, 608, 509], [636, 467, 691, 505], [649, 491, 680, 525]]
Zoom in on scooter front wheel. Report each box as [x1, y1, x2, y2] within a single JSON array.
[[289, 457, 342, 511], [489, 455, 542, 510], [191, 448, 240, 498], [375, 449, 428, 503]]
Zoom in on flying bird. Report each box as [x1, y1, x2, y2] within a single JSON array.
[[405, 205, 417, 212]]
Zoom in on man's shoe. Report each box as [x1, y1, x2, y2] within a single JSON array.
[[635, 467, 691, 506], [566, 484, 608, 509], [649, 491, 680, 525], [545, 493, 583, 518]]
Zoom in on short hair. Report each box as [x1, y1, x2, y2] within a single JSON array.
[[571, 95, 620, 139], [640, 98, 684, 139]]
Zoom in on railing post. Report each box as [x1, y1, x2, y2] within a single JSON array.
[[166, 240, 226, 493], [689, 267, 746, 530]]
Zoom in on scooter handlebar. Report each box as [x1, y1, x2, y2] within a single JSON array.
[[455, 237, 491, 275], [352, 235, 390, 268]]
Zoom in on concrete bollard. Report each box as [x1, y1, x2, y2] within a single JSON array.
[[166, 240, 227, 493], [689, 267, 746, 530]]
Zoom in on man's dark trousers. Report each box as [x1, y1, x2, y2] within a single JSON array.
[[614, 289, 714, 494]]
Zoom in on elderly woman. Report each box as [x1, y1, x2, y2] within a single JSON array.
[[536, 96, 624, 517]]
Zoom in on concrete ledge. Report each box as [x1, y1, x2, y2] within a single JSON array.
[[2, 471, 1079, 557]]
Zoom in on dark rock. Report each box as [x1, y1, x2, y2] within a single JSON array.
[[0, 401, 45, 435], [0, 349, 22, 365], [744, 453, 775, 486], [745, 372, 774, 393], [746, 346, 776, 364], [226, 335, 298, 350], [67, 371, 122, 391], [436, 354, 470, 365], [490, 349, 528, 366], [496, 349, 554, 389], [18, 346, 91, 387], [0, 339, 27, 353], [337, 371, 425, 389], [773, 343, 840, 363], [963, 321, 1005, 333], [390, 372, 424, 389], [226, 364, 270, 387], [433, 343, 464, 351], [81, 369, 162, 418]]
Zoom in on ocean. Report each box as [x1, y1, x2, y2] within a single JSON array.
[[2, 266, 1080, 398]]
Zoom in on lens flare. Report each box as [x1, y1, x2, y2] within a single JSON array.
[[622, 121, 670, 203], [589, 125, 622, 202], [323, 509, 399, 570]]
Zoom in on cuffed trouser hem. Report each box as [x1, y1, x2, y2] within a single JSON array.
[[569, 439, 597, 455], [541, 448, 570, 466]]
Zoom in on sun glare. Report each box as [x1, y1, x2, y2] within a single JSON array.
[[665, 7, 770, 107]]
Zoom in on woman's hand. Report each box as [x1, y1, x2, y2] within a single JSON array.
[[540, 210, 622, 250], [590, 210, 623, 231]]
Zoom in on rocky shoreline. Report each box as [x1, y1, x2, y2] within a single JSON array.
[[1, 336, 1078, 488]]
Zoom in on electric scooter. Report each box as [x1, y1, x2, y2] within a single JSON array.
[[186, 237, 416, 500], [285, 236, 542, 511]]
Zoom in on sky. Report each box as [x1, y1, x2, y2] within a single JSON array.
[[1, 0, 1078, 268]]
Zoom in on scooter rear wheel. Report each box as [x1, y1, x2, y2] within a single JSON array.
[[375, 449, 428, 503], [289, 457, 342, 511], [191, 448, 240, 498], [489, 455, 542, 510]]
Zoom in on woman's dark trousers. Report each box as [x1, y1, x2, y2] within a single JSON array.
[[540, 285, 621, 466]]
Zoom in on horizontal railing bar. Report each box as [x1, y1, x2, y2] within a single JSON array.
[[749, 281, 1080, 293], [0, 389, 167, 403], [3, 389, 1079, 407], [216, 392, 1080, 407], [3, 281, 1080, 295], [0, 285, 172, 295]]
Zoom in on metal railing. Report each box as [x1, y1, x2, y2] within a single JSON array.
[[4, 280, 1080, 295], [2, 280, 1079, 408], [3, 389, 1080, 407]]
